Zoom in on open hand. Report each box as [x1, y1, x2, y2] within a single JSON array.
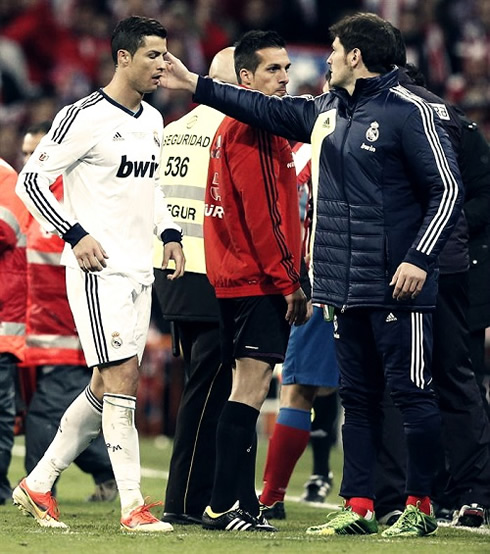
[[284, 288, 310, 326], [73, 235, 108, 272], [162, 241, 185, 280], [160, 52, 199, 92], [390, 262, 427, 300]]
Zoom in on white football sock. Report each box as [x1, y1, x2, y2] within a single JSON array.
[[26, 386, 103, 493], [102, 393, 144, 516]]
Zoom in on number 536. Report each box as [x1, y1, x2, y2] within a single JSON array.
[[164, 156, 189, 177]]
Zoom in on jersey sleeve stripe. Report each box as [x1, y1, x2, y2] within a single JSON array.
[[52, 104, 78, 144], [257, 129, 300, 284], [23, 172, 71, 234], [52, 92, 104, 144], [393, 86, 460, 256]]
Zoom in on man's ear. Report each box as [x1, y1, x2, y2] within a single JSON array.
[[350, 48, 362, 68], [239, 68, 252, 86], [117, 49, 131, 67]]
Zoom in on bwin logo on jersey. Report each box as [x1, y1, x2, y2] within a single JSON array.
[[366, 121, 380, 142], [116, 155, 159, 178]]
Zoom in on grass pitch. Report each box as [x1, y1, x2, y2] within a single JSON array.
[[2, 435, 488, 554]]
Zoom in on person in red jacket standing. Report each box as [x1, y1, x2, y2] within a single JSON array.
[[201, 30, 308, 532], [21, 122, 117, 502], [0, 157, 28, 504]]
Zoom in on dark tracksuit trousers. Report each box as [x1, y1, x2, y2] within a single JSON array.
[[375, 272, 490, 515], [335, 307, 441, 501], [0, 353, 16, 502]]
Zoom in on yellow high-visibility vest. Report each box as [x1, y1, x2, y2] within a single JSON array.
[[153, 105, 226, 273]]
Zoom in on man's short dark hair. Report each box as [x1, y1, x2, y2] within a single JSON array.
[[329, 13, 395, 74], [234, 30, 286, 84], [388, 25, 427, 86], [111, 16, 167, 64], [390, 25, 407, 67]]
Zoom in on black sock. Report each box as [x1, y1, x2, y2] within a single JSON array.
[[210, 401, 259, 513], [311, 392, 339, 477], [238, 431, 259, 517]]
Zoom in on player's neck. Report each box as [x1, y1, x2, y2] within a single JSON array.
[[102, 79, 143, 113]]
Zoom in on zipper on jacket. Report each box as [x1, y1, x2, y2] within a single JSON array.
[[340, 111, 353, 308], [384, 233, 390, 278]]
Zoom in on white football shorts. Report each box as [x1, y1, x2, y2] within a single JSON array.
[[65, 267, 152, 368]]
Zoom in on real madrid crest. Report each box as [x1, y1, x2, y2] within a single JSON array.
[[365, 121, 379, 142], [111, 332, 123, 349], [153, 131, 161, 147]]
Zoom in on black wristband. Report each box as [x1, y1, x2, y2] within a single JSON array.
[[161, 228, 183, 245], [62, 223, 89, 247]]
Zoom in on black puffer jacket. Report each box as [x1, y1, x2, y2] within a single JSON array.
[[194, 69, 464, 311], [398, 68, 469, 275], [459, 119, 490, 330]]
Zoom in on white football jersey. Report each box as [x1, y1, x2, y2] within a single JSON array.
[[17, 89, 180, 285]]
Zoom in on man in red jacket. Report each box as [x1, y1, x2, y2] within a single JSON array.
[[201, 30, 309, 532], [20, 122, 117, 503], [0, 157, 27, 505]]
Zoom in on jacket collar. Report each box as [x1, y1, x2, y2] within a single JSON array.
[[332, 67, 399, 104], [352, 67, 399, 98]]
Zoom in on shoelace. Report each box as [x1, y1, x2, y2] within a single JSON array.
[[389, 506, 426, 531], [129, 500, 163, 523], [236, 507, 256, 523], [37, 491, 61, 519], [320, 507, 357, 528]]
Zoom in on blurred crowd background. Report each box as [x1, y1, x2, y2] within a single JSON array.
[[2, 0, 489, 436], [0, 0, 489, 173]]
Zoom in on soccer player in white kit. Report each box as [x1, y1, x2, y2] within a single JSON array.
[[13, 16, 185, 532]]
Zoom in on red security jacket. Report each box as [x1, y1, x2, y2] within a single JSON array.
[[25, 176, 85, 366], [0, 159, 28, 361], [204, 117, 301, 298]]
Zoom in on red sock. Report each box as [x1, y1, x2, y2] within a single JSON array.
[[345, 497, 374, 518], [406, 495, 431, 515], [259, 423, 310, 506]]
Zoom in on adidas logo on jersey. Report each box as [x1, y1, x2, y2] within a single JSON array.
[[386, 312, 397, 323], [113, 132, 124, 141]]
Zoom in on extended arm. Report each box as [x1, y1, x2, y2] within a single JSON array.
[[161, 52, 317, 144]]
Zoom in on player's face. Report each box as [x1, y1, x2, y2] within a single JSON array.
[[127, 35, 168, 94], [22, 132, 44, 165], [327, 37, 354, 91], [245, 47, 291, 97]]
